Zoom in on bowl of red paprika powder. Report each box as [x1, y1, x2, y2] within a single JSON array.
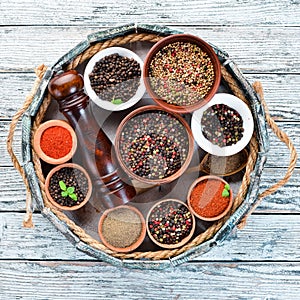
[[33, 119, 77, 165], [187, 175, 233, 222]]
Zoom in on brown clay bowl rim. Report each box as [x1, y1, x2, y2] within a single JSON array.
[[98, 205, 146, 253], [143, 34, 221, 114], [187, 175, 233, 222], [45, 163, 92, 211], [200, 149, 249, 176], [146, 199, 196, 249], [114, 105, 194, 185], [33, 119, 77, 165]]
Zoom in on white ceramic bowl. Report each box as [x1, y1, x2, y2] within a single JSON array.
[[84, 47, 145, 111], [191, 93, 254, 156]]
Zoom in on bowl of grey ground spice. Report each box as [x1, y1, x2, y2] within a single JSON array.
[[143, 34, 221, 114], [84, 47, 145, 111], [98, 205, 146, 253], [114, 105, 194, 186]]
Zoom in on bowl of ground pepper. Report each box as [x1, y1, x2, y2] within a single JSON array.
[[84, 47, 145, 111], [98, 205, 146, 253], [114, 105, 194, 185], [33, 119, 77, 165], [146, 199, 195, 249], [191, 93, 254, 156], [143, 34, 221, 113], [187, 175, 233, 222]]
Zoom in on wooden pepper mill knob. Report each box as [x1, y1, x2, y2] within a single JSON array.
[[48, 69, 136, 209]]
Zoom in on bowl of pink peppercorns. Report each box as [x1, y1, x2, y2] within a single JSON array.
[[143, 34, 221, 114]]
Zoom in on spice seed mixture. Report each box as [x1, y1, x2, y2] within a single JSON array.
[[148, 201, 193, 245], [149, 42, 215, 107], [89, 53, 141, 103], [119, 110, 189, 180], [201, 104, 244, 147]]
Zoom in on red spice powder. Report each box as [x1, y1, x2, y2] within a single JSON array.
[[40, 126, 73, 159], [190, 179, 230, 218]]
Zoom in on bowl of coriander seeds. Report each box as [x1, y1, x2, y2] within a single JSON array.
[[143, 34, 221, 114], [84, 47, 146, 111]]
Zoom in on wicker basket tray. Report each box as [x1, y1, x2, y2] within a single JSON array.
[[7, 23, 297, 269]]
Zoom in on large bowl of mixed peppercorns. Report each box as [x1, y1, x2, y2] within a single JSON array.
[[191, 93, 254, 156], [143, 34, 221, 114], [84, 47, 146, 111], [114, 105, 194, 185]]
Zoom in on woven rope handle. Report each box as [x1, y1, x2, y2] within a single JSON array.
[[237, 81, 298, 229], [6, 64, 48, 228]]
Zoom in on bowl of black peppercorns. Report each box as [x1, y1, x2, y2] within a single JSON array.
[[191, 93, 254, 156], [84, 47, 146, 111]]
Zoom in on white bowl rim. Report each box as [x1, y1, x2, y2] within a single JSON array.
[[191, 93, 254, 156], [83, 46, 146, 111]]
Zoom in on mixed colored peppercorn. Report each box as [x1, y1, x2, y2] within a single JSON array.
[[201, 104, 244, 147], [149, 41, 215, 107], [148, 201, 193, 245], [89, 53, 141, 103], [118, 110, 189, 180]]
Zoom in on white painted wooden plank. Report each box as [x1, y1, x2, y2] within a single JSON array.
[[0, 26, 299, 72], [1, 73, 299, 121], [1, 0, 300, 26], [0, 261, 299, 299], [0, 167, 299, 213], [0, 213, 299, 262]]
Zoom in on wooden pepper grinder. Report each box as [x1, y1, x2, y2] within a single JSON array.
[[48, 69, 136, 208]]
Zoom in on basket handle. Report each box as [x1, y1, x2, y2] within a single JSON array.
[[6, 64, 48, 228], [238, 81, 298, 229]]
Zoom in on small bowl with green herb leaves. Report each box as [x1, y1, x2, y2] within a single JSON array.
[[45, 163, 92, 211], [84, 46, 145, 111]]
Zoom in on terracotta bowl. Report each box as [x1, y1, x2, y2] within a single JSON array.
[[146, 199, 195, 249], [33, 119, 77, 165], [98, 205, 146, 253], [114, 105, 194, 186], [45, 163, 92, 211], [187, 175, 233, 222], [143, 34, 221, 113]]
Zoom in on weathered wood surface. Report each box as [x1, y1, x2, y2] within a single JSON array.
[[1, 261, 300, 300], [1, 0, 300, 26], [1, 26, 299, 73], [1, 0, 299, 299]]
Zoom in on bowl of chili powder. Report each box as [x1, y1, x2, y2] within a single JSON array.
[[187, 175, 233, 222], [33, 119, 77, 165]]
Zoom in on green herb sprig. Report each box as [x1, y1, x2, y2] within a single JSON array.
[[222, 183, 231, 198], [59, 180, 77, 201], [111, 98, 123, 105]]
